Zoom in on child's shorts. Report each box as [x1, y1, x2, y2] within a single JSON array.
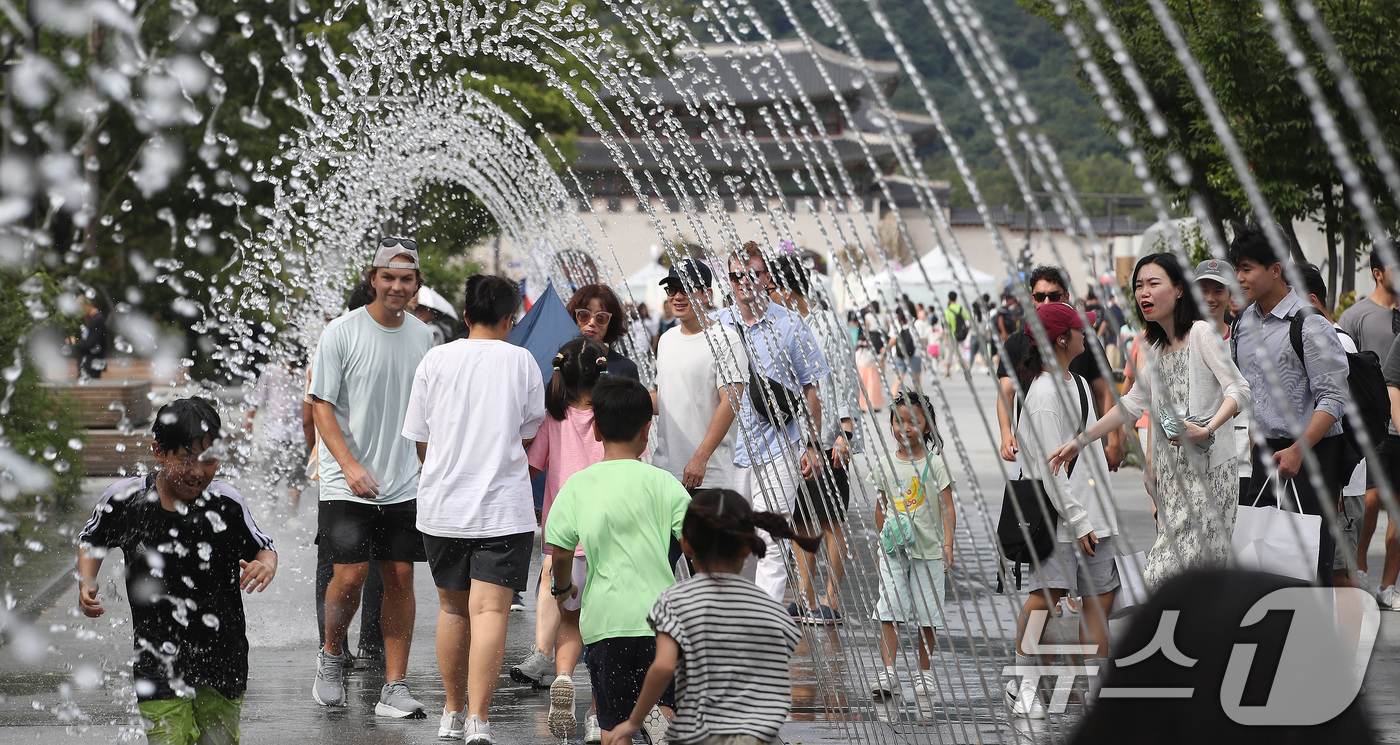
[[584, 636, 677, 730], [140, 686, 243, 745], [873, 552, 945, 627], [1026, 537, 1120, 597]]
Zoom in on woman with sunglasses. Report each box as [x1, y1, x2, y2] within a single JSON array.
[[566, 285, 640, 381]]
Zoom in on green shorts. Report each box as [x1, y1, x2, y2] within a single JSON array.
[[139, 686, 243, 745]]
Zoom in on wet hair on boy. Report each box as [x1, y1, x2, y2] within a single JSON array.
[[152, 397, 223, 456]]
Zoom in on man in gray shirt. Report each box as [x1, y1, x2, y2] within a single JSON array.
[[1230, 227, 1349, 585], [1338, 247, 1400, 600]]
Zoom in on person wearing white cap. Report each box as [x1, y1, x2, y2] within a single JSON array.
[[1193, 258, 1253, 499], [309, 237, 435, 719]]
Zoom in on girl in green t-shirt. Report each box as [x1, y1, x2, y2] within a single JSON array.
[[869, 391, 957, 698]]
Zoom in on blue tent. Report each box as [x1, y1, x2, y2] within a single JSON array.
[[508, 281, 579, 383]]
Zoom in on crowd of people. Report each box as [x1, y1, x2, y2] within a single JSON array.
[[73, 229, 1391, 743]]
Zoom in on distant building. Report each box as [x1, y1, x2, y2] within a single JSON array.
[[483, 38, 1145, 304]]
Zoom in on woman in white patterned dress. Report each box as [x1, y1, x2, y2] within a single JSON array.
[[1050, 254, 1250, 590]]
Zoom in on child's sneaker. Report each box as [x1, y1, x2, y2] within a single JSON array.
[[802, 604, 843, 626], [870, 666, 896, 698], [641, 705, 670, 745], [375, 679, 426, 718], [1010, 677, 1047, 719], [584, 713, 602, 742], [912, 670, 938, 696], [312, 650, 348, 707], [510, 644, 554, 688], [438, 708, 466, 738], [464, 715, 493, 744], [548, 673, 576, 739]]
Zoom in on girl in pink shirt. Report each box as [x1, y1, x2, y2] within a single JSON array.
[[511, 338, 609, 735]]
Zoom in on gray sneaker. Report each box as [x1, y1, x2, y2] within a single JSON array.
[[464, 714, 493, 744], [312, 650, 348, 706], [510, 644, 554, 688], [375, 679, 427, 719]]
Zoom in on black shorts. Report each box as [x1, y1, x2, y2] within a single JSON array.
[[793, 455, 850, 526], [423, 532, 534, 592], [317, 499, 427, 564], [585, 636, 677, 730]]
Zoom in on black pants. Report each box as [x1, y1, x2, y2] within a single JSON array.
[[1245, 435, 1344, 585], [315, 543, 384, 651]]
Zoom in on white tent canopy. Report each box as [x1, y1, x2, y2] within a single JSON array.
[[842, 250, 996, 311]]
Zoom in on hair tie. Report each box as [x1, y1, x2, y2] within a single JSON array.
[[552, 352, 565, 370], [596, 356, 608, 368]]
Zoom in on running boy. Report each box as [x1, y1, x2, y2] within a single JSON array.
[[545, 377, 691, 745], [78, 398, 277, 745]]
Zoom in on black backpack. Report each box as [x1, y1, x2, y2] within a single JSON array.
[[1231, 309, 1386, 472], [897, 327, 917, 357], [953, 308, 970, 342]]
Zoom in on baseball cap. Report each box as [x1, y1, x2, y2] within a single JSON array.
[[1033, 301, 1095, 343], [372, 237, 420, 269], [1194, 258, 1234, 286], [660, 258, 713, 293]]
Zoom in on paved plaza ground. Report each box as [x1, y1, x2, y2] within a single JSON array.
[[2, 373, 1397, 743]]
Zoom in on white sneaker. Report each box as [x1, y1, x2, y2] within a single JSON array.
[[870, 666, 896, 698], [1356, 570, 1374, 596], [438, 708, 465, 739], [548, 673, 576, 739], [641, 705, 670, 745], [912, 670, 938, 696], [1380, 586, 1400, 611], [463, 715, 493, 744], [1010, 677, 1047, 719], [584, 714, 602, 742]]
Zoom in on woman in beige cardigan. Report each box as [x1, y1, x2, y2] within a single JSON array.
[[1050, 254, 1250, 589]]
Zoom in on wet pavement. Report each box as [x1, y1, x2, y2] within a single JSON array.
[[2, 373, 1398, 744]]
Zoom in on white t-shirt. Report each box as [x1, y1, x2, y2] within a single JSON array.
[[308, 307, 434, 505], [1016, 372, 1119, 540], [402, 338, 546, 538], [653, 323, 748, 489]]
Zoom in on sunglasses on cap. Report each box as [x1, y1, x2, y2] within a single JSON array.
[[381, 237, 418, 251], [1032, 291, 1064, 303]]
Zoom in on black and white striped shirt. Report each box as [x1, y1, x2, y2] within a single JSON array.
[[648, 572, 800, 743]]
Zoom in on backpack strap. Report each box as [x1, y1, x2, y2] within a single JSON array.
[[1288, 306, 1319, 377], [1230, 316, 1240, 365]]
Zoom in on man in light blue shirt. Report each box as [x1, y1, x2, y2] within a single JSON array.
[[714, 241, 828, 602], [1230, 227, 1349, 584]]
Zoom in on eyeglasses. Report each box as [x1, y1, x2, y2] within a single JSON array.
[[729, 268, 770, 283], [381, 237, 418, 251], [1032, 291, 1064, 303], [575, 309, 613, 327]]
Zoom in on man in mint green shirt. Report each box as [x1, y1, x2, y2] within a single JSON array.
[[546, 377, 690, 742]]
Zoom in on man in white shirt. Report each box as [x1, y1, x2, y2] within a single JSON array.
[[309, 238, 435, 717], [651, 259, 747, 490], [402, 274, 546, 743]]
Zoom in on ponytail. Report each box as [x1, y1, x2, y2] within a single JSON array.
[[545, 337, 610, 420], [684, 489, 821, 565]]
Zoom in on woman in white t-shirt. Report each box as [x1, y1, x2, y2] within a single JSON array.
[[1007, 302, 1120, 719]]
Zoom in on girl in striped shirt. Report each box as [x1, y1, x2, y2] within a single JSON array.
[[604, 489, 821, 745]]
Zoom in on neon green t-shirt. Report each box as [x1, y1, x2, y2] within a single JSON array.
[[544, 459, 691, 644]]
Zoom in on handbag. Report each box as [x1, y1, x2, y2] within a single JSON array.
[[880, 461, 931, 554], [735, 324, 802, 428], [1231, 475, 1322, 581], [996, 374, 1090, 589], [1109, 550, 1149, 618]]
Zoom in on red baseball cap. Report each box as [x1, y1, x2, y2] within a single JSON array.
[[1033, 302, 1096, 343]]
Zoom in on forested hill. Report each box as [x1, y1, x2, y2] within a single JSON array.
[[739, 0, 1142, 208]]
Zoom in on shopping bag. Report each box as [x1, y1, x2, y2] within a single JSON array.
[[1231, 477, 1321, 581], [1108, 550, 1148, 618]]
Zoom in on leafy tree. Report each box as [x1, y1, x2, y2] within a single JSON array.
[[1020, 0, 1400, 298]]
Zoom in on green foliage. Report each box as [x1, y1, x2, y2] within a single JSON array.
[[0, 272, 86, 506], [1021, 0, 1400, 271]]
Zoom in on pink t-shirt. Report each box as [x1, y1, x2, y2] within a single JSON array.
[[528, 406, 603, 556]]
